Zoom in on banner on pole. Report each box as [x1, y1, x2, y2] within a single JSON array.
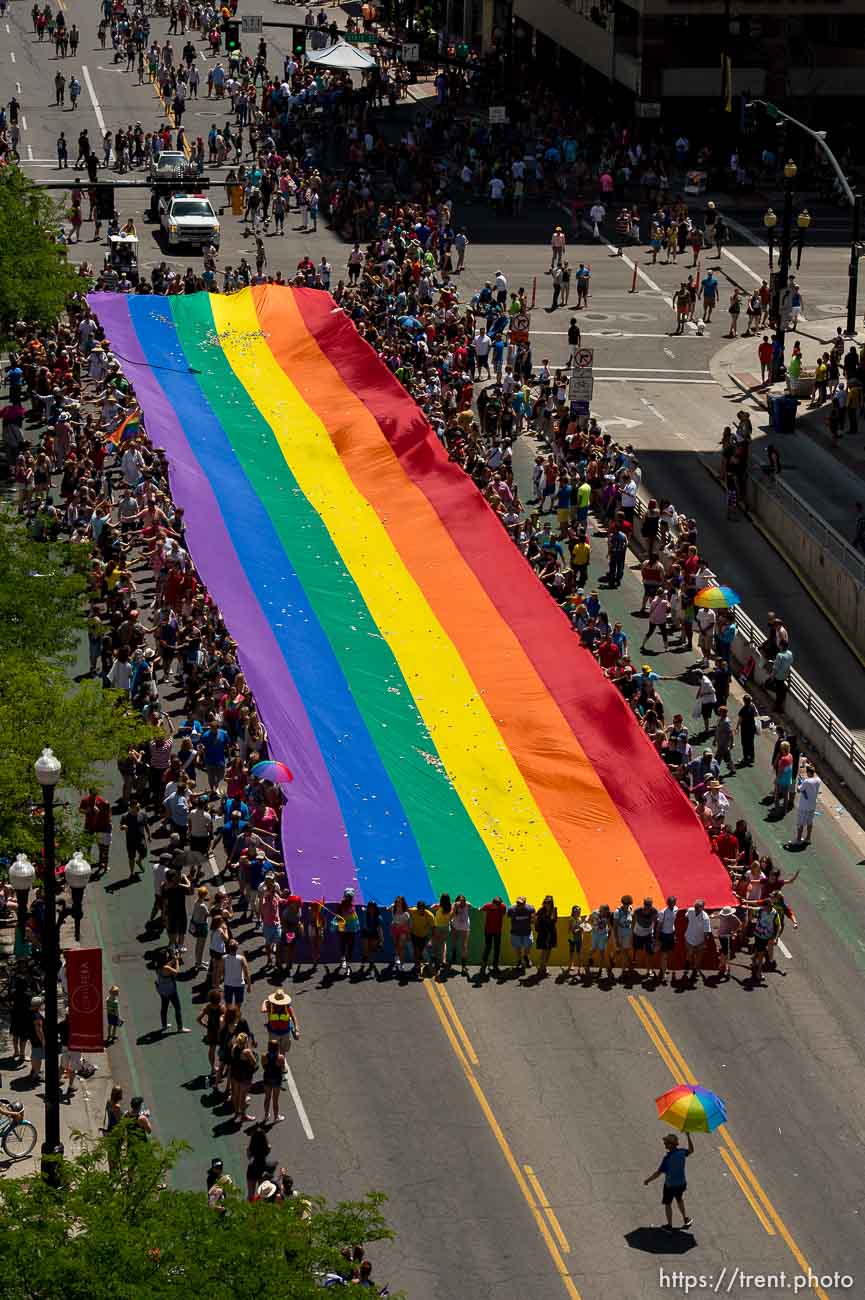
[[66, 947, 104, 1053]]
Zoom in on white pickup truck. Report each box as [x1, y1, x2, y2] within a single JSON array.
[[158, 193, 221, 250]]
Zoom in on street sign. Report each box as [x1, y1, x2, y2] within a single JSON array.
[[510, 312, 530, 343], [636, 100, 661, 119], [401, 42, 420, 62], [488, 106, 507, 124], [568, 370, 594, 402], [573, 347, 594, 369], [346, 31, 378, 43], [241, 14, 262, 33], [571, 400, 591, 418]]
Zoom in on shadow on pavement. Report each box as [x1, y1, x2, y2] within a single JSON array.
[[625, 1226, 697, 1254]]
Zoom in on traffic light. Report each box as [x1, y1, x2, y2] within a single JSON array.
[[223, 19, 240, 52], [290, 24, 307, 58], [94, 183, 115, 221]]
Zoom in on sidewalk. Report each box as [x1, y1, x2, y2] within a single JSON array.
[[0, 909, 112, 1180], [709, 317, 865, 540]]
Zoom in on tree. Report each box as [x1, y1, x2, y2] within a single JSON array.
[[0, 166, 85, 331], [0, 1130, 401, 1299], [0, 516, 149, 856]]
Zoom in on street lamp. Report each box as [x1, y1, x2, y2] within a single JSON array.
[[770, 160, 798, 382], [9, 854, 36, 955], [65, 851, 92, 944], [34, 746, 63, 1187], [796, 209, 811, 270], [763, 207, 777, 268]]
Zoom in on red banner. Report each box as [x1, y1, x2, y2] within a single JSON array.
[[66, 948, 104, 1054]]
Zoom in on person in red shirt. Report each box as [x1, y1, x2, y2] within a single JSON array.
[[79, 787, 112, 872], [712, 824, 740, 873], [757, 334, 773, 384], [596, 633, 621, 673], [480, 896, 506, 975]]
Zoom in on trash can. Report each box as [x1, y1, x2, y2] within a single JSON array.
[[768, 394, 798, 434]]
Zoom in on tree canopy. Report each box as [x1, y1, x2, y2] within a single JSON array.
[[0, 166, 84, 330], [0, 515, 148, 857], [0, 1130, 399, 1299]]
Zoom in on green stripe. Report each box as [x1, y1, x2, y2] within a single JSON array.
[[171, 294, 502, 901]]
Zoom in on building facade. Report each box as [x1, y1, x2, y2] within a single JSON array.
[[511, 0, 865, 111]]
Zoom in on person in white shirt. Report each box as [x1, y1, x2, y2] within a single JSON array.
[[656, 897, 678, 984], [589, 201, 606, 239], [489, 175, 504, 206], [793, 762, 821, 845], [683, 900, 711, 982]]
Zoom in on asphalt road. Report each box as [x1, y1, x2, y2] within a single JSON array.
[[8, 8, 865, 1295]]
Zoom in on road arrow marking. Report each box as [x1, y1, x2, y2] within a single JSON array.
[[603, 416, 643, 430], [639, 397, 667, 421]]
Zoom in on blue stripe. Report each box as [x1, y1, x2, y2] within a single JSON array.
[[128, 296, 432, 898]]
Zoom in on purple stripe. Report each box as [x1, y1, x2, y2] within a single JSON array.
[[90, 293, 358, 899]]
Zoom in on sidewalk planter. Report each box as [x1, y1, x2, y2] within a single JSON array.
[[786, 373, 815, 399]]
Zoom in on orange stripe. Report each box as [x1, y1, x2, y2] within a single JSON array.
[[255, 287, 660, 905]]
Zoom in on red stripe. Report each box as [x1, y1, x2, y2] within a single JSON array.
[[294, 289, 730, 905]]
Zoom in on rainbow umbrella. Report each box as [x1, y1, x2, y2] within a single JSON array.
[[656, 1084, 727, 1133], [250, 759, 294, 785], [694, 585, 740, 610]]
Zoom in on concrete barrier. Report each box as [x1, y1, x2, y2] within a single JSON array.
[[745, 471, 865, 652]]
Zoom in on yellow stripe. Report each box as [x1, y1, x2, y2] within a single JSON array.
[[638, 997, 697, 1083], [627, 996, 685, 1082], [524, 1165, 572, 1254], [210, 289, 581, 904], [422, 983, 582, 1299], [431, 982, 479, 1066], [631, 997, 830, 1300], [719, 1147, 775, 1235]]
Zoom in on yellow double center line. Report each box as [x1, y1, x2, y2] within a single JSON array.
[[424, 981, 580, 1300], [628, 994, 829, 1300]]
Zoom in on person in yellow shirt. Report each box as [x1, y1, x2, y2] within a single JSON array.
[[431, 894, 452, 973], [811, 357, 829, 407], [570, 534, 591, 586], [409, 900, 435, 976]]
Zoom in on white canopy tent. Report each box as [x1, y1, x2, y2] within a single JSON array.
[[305, 39, 377, 71]]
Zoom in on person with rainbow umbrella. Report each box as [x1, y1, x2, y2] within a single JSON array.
[[644, 1085, 727, 1231]]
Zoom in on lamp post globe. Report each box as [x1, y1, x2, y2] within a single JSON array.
[[9, 853, 36, 893], [66, 851, 93, 943], [9, 854, 36, 950], [34, 748, 62, 788]]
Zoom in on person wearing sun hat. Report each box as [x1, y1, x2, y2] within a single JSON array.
[[549, 224, 566, 270]]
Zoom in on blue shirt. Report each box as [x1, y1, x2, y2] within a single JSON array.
[[201, 727, 228, 767], [659, 1148, 689, 1186]]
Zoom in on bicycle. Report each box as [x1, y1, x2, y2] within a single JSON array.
[[0, 1101, 38, 1161]]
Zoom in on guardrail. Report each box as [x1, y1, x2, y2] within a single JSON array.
[[752, 468, 865, 587]]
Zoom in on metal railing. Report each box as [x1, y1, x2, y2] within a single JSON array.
[[729, 600, 865, 779], [751, 469, 865, 586], [629, 484, 865, 779]]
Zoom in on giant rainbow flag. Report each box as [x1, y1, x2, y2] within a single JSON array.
[[91, 287, 731, 909]]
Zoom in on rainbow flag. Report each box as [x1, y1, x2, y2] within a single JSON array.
[[90, 287, 731, 908], [105, 406, 142, 447]]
